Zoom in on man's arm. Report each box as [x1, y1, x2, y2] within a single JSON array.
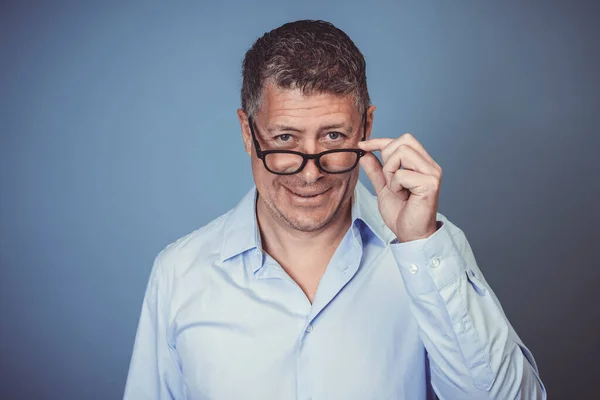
[[123, 254, 185, 400], [391, 214, 547, 399]]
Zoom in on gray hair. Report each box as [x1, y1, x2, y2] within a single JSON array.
[[241, 20, 371, 119]]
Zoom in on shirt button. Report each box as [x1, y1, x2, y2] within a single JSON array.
[[431, 257, 441, 268], [306, 324, 313, 333], [409, 264, 419, 274]]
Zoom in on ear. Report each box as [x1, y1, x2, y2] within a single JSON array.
[[365, 105, 376, 140], [237, 108, 252, 156]]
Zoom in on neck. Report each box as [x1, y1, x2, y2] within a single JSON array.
[[255, 194, 353, 266]]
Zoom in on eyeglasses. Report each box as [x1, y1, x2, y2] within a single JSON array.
[[248, 112, 367, 175]]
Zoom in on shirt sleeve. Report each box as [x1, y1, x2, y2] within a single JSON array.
[[390, 214, 547, 399], [123, 254, 186, 400]]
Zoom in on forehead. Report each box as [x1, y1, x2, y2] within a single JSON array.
[[257, 84, 359, 123]]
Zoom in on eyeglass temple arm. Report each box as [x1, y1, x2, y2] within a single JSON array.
[[361, 111, 368, 141], [247, 117, 263, 156]]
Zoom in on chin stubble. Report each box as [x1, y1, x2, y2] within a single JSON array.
[[266, 181, 353, 233]]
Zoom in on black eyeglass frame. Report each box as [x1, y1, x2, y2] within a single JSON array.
[[247, 112, 368, 175]]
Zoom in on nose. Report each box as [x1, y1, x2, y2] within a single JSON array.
[[297, 157, 323, 184]]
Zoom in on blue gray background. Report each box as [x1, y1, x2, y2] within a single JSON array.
[[1, 1, 598, 399]]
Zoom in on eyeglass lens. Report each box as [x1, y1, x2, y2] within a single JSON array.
[[264, 151, 359, 174]]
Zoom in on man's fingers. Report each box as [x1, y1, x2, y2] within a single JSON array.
[[359, 152, 386, 194], [359, 134, 438, 168], [358, 134, 441, 196], [395, 133, 437, 166], [383, 144, 439, 178], [390, 169, 439, 197], [357, 138, 394, 152], [389, 169, 420, 193]]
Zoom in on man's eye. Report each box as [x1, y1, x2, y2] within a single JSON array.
[[276, 134, 292, 142], [327, 132, 344, 140]]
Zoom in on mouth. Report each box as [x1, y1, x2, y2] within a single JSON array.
[[292, 190, 326, 197], [284, 186, 330, 202]]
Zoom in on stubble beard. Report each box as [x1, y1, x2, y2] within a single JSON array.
[[262, 180, 353, 233]]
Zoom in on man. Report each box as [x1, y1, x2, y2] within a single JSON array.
[[124, 20, 546, 399]]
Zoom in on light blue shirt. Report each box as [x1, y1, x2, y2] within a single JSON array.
[[124, 181, 546, 399]]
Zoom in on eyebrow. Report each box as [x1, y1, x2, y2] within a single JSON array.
[[266, 123, 354, 134], [266, 124, 303, 133]]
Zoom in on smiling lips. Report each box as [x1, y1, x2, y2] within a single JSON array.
[[293, 191, 324, 197], [286, 186, 329, 198]]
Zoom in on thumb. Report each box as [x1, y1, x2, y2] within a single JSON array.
[[359, 152, 386, 194]]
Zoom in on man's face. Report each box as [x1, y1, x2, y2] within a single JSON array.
[[238, 84, 374, 233]]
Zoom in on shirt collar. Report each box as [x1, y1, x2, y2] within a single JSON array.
[[220, 186, 262, 263], [351, 180, 393, 245], [219, 181, 392, 263]]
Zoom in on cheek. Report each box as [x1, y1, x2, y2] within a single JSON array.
[[251, 157, 278, 191], [332, 172, 359, 204], [348, 169, 360, 186], [333, 169, 357, 190]]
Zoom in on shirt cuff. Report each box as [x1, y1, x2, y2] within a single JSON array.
[[390, 220, 467, 296]]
